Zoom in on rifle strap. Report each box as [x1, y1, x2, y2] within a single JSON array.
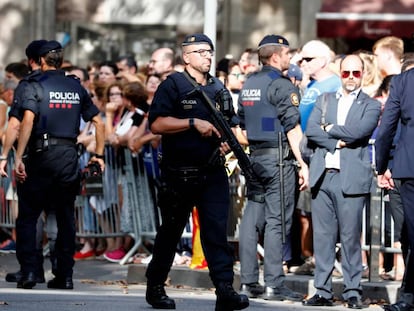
[[182, 70, 203, 90]]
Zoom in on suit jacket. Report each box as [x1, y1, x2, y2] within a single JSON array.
[[376, 70, 414, 178], [306, 90, 381, 194]]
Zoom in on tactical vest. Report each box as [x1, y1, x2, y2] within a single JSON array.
[[29, 71, 83, 139], [240, 70, 283, 142]]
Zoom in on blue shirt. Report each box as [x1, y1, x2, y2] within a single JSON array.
[[299, 74, 341, 131]]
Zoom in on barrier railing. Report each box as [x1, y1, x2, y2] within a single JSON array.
[[75, 145, 123, 240], [0, 152, 18, 236], [0, 142, 403, 276]]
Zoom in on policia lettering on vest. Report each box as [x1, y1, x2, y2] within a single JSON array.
[[237, 34, 309, 301], [13, 40, 105, 290]]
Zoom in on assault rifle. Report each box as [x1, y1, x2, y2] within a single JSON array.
[[183, 72, 264, 202]]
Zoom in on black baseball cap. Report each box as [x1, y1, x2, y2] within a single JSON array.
[[38, 40, 63, 56], [182, 33, 214, 51], [25, 39, 48, 60], [258, 35, 289, 50]]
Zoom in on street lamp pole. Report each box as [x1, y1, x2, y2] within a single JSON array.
[[204, 0, 217, 75]]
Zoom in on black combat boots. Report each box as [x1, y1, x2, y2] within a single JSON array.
[[215, 282, 249, 311], [146, 284, 176, 309]]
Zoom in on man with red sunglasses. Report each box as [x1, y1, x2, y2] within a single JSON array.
[[302, 54, 381, 309]]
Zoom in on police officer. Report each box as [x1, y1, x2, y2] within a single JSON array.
[[145, 33, 249, 311], [0, 39, 54, 285], [13, 40, 105, 289], [237, 35, 309, 300]]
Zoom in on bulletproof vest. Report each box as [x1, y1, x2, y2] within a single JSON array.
[[240, 70, 283, 142], [29, 71, 83, 139]]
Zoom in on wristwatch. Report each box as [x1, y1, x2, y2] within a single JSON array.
[[91, 153, 104, 159], [189, 118, 195, 129]]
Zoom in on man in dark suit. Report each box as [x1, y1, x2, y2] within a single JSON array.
[[375, 67, 414, 311], [302, 54, 381, 309]]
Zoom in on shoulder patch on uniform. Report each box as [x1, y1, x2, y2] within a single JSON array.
[[290, 93, 299, 106]]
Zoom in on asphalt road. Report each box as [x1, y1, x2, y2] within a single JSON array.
[[0, 282, 386, 311], [0, 253, 387, 310]]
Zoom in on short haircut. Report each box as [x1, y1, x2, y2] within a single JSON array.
[[5, 62, 30, 79], [123, 81, 148, 111], [118, 54, 138, 71], [301, 40, 332, 63], [258, 45, 283, 66], [99, 60, 119, 75], [373, 36, 404, 60]]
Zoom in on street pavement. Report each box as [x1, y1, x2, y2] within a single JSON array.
[[0, 253, 396, 310]]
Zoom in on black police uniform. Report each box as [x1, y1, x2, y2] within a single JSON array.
[[237, 65, 301, 294], [145, 71, 235, 287], [16, 69, 99, 284], [5, 69, 57, 283]]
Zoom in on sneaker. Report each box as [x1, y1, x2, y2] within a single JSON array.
[[103, 247, 126, 263], [74, 250, 95, 261], [0, 239, 16, 253]]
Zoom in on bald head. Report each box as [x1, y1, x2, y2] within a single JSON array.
[[148, 47, 175, 78]]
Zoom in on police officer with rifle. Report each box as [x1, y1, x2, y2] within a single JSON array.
[[237, 35, 309, 300], [145, 33, 249, 311]]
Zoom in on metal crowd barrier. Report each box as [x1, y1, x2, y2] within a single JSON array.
[[0, 152, 18, 236], [118, 148, 159, 264], [0, 142, 404, 275], [362, 139, 402, 282], [75, 145, 123, 240], [74, 145, 160, 265]]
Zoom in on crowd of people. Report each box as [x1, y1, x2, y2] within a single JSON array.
[[0, 33, 413, 311]]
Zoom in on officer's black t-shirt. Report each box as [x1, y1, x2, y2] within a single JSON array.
[[149, 72, 222, 168], [9, 70, 43, 121]]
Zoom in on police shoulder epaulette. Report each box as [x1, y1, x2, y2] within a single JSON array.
[[21, 70, 41, 82], [268, 71, 281, 80], [67, 74, 81, 82]]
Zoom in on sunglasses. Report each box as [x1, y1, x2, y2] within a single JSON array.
[[186, 49, 214, 57], [298, 57, 316, 65], [341, 70, 362, 79]]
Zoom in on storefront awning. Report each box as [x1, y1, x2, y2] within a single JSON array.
[[317, 0, 414, 39]]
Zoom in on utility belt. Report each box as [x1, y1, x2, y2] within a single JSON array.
[[164, 166, 206, 185], [250, 146, 291, 159], [249, 140, 279, 149], [30, 134, 76, 153]]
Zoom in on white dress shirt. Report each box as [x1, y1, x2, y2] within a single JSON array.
[[325, 88, 361, 169]]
